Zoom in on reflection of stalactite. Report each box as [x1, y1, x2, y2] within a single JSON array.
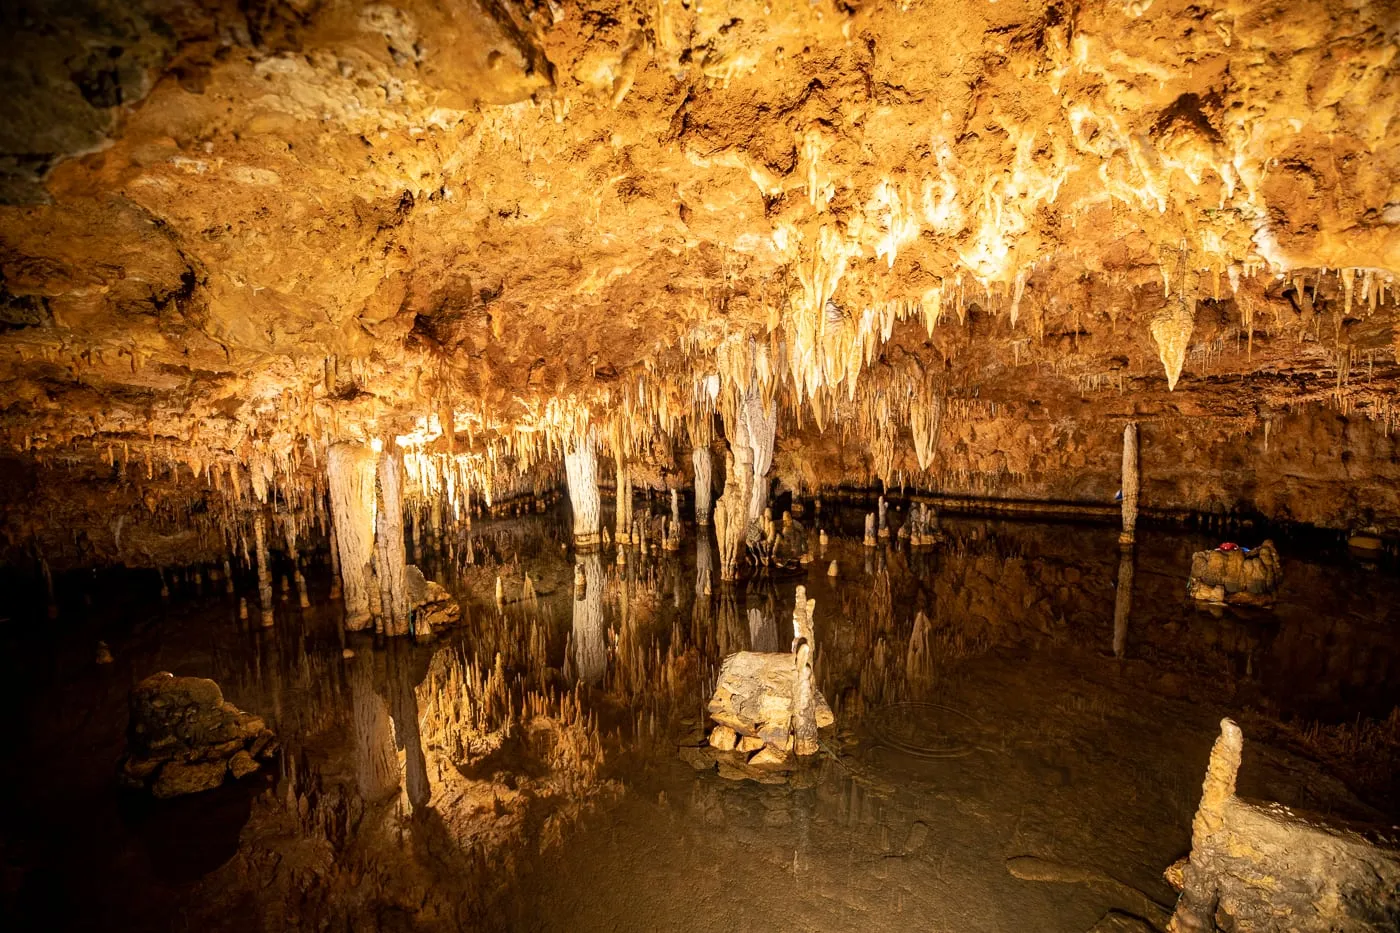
[[254, 510, 274, 627], [385, 641, 429, 813], [1113, 545, 1135, 659], [351, 660, 399, 802], [748, 607, 781, 652], [572, 551, 606, 685]]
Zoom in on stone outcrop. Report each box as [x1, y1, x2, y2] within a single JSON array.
[[406, 564, 461, 633], [1187, 541, 1282, 605], [118, 672, 277, 798], [705, 651, 834, 772], [1168, 719, 1400, 933]]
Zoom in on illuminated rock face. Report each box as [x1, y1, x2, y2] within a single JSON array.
[[0, 0, 1398, 560]]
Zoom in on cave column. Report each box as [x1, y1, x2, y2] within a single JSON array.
[[692, 446, 713, 526], [327, 442, 378, 631], [714, 445, 752, 583], [254, 511, 274, 628], [375, 444, 410, 637], [615, 456, 633, 546], [565, 432, 602, 549], [744, 392, 777, 526], [1120, 422, 1139, 544]]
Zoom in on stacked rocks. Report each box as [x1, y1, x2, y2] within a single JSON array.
[[119, 672, 277, 798], [1188, 540, 1283, 605]]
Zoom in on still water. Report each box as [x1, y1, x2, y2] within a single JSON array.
[[2, 503, 1397, 931]]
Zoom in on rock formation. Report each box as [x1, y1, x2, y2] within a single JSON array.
[[1169, 719, 1400, 933], [1188, 541, 1282, 604], [119, 672, 277, 798]]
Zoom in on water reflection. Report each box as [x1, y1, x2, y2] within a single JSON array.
[[572, 550, 606, 686], [1113, 544, 1135, 659]]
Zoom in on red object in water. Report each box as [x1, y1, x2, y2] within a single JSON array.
[[1217, 542, 1239, 551]]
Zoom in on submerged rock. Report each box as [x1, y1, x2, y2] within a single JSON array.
[[118, 672, 277, 798]]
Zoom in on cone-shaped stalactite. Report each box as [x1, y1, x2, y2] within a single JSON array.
[[328, 442, 378, 631], [1121, 422, 1139, 544], [692, 445, 713, 526], [374, 446, 410, 637], [565, 434, 602, 549], [572, 550, 606, 686], [254, 510, 274, 628]]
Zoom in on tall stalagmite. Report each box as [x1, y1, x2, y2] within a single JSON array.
[[615, 456, 633, 545]]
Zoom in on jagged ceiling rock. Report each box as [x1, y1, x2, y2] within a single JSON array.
[[0, 0, 1395, 501]]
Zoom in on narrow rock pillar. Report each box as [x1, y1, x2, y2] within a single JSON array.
[[693, 446, 713, 526], [615, 457, 633, 545], [327, 442, 377, 631], [565, 434, 602, 549], [1121, 422, 1139, 544], [375, 446, 410, 636]]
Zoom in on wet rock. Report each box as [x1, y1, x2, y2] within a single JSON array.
[[707, 651, 834, 742], [407, 564, 461, 629], [119, 672, 277, 798], [1188, 541, 1282, 605], [1170, 719, 1400, 932], [708, 725, 738, 751]]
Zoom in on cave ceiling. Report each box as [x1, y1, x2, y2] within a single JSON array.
[[0, 0, 1397, 488]]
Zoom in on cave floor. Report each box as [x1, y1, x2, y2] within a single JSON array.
[[3, 507, 1398, 932]]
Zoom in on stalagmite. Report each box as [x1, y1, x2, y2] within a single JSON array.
[[565, 435, 602, 549], [374, 446, 410, 637], [864, 512, 877, 547], [253, 511, 274, 628], [1121, 422, 1139, 544], [223, 558, 234, 595], [281, 521, 309, 609], [692, 446, 713, 525], [327, 443, 377, 631], [615, 455, 633, 545]]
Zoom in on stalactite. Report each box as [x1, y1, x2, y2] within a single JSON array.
[[374, 447, 410, 636], [692, 445, 713, 525], [565, 435, 602, 549], [327, 443, 377, 631], [1121, 422, 1139, 543], [254, 510, 274, 628]]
